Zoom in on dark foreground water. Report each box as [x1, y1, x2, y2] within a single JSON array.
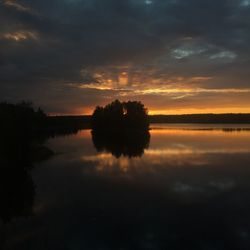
[[2, 124, 250, 250]]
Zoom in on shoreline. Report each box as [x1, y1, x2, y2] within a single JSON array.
[[47, 114, 250, 126]]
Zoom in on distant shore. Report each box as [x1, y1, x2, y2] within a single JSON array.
[[47, 114, 250, 130], [149, 114, 250, 124]]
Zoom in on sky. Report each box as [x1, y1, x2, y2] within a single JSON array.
[[1, 0, 250, 115]]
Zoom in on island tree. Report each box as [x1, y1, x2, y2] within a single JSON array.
[[91, 100, 149, 131]]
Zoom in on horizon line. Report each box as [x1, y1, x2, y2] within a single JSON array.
[[47, 112, 250, 117]]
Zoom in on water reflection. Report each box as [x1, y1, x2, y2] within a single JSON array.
[[2, 125, 250, 250], [91, 130, 150, 158], [0, 136, 35, 224], [80, 127, 250, 175], [0, 126, 84, 225]]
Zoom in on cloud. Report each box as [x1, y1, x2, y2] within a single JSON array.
[[3, 0, 32, 12], [1, 30, 39, 41], [209, 51, 237, 61], [241, 0, 250, 7]]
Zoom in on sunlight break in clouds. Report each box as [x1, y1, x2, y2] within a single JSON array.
[[1, 31, 39, 42], [133, 88, 250, 96]]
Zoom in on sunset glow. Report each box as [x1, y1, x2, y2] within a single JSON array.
[[1, 0, 250, 114]]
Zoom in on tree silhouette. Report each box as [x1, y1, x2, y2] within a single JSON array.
[[91, 100, 149, 131]]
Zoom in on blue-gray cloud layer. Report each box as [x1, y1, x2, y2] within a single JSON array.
[[1, 0, 250, 113]]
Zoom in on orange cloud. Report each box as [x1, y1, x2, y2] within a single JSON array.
[[1, 31, 39, 42]]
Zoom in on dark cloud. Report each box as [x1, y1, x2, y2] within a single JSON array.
[[1, 0, 250, 113]]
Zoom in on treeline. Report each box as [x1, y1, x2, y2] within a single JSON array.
[[43, 115, 91, 135], [46, 114, 250, 126], [0, 101, 46, 135], [0, 102, 91, 136], [56, 114, 250, 125], [2, 102, 250, 134], [150, 114, 250, 124]]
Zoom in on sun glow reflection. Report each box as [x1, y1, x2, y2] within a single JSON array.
[[77, 127, 250, 175]]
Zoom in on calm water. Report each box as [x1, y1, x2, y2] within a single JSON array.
[[2, 124, 250, 250]]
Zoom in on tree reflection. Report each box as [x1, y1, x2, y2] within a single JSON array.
[[91, 130, 150, 158], [0, 160, 35, 224], [0, 131, 53, 224]]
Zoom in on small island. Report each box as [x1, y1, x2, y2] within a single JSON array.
[[91, 100, 150, 157], [91, 100, 150, 131]]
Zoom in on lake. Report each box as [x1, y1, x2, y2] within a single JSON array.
[[2, 124, 250, 250]]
